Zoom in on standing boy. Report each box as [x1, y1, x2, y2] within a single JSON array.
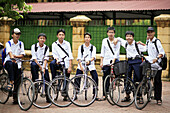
[[50, 29, 73, 101], [4, 28, 25, 104], [31, 33, 50, 103], [116, 31, 146, 103], [75, 32, 100, 100], [100, 27, 121, 99]]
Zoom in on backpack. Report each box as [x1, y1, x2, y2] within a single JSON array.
[[2, 41, 21, 65], [146, 39, 167, 70], [35, 43, 48, 56], [81, 44, 93, 56]]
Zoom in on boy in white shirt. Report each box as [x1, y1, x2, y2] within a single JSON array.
[[4, 28, 25, 104], [31, 33, 50, 103], [75, 32, 100, 100], [50, 29, 73, 101], [100, 27, 121, 99]]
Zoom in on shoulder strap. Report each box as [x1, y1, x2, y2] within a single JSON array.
[[90, 45, 93, 53], [8, 41, 11, 47], [81, 44, 84, 56], [35, 43, 38, 52], [125, 42, 128, 49], [153, 39, 159, 53], [44, 45, 48, 56], [107, 39, 114, 55], [55, 42, 69, 57], [135, 42, 141, 56], [19, 41, 21, 48]]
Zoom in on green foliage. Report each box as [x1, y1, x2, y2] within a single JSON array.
[[0, 0, 32, 20]]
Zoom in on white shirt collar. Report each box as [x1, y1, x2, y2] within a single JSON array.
[[11, 39, 20, 45], [36, 42, 46, 48], [83, 43, 91, 48], [149, 37, 156, 43], [57, 40, 66, 45]]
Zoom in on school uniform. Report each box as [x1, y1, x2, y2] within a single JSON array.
[[118, 38, 146, 83], [101, 37, 120, 96], [146, 37, 165, 100], [4, 39, 25, 101], [74, 44, 98, 93], [50, 40, 73, 79], [31, 42, 50, 82]]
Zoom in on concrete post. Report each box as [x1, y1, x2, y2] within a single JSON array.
[[0, 16, 15, 45], [154, 14, 170, 78], [70, 15, 91, 73]]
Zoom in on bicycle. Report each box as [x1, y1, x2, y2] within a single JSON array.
[[47, 56, 75, 107], [0, 58, 35, 111], [134, 61, 158, 110], [30, 55, 53, 109], [108, 60, 136, 107], [67, 54, 98, 107]]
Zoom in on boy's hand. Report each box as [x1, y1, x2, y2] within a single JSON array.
[[153, 58, 158, 63], [67, 66, 72, 73], [113, 38, 118, 45]]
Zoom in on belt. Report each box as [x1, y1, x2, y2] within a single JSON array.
[[128, 57, 142, 61]]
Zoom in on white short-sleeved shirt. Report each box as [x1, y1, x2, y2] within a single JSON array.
[[52, 40, 73, 68], [100, 37, 120, 66], [146, 37, 165, 70], [118, 38, 146, 58], [4, 39, 25, 69], [77, 44, 96, 71], [31, 43, 49, 69]]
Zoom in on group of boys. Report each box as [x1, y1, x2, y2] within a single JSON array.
[[2, 26, 165, 105]]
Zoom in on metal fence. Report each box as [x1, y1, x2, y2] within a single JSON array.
[[86, 25, 157, 54], [10, 25, 72, 51]]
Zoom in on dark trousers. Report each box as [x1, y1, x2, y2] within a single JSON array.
[[128, 59, 142, 83], [5, 61, 21, 101], [154, 70, 162, 100], [74, 69, 98, 94], [31, 62, 50, 82], [50, 59, 70, 79], [102, 59, 119, 96]]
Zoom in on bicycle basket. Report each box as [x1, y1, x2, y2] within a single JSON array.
[[142, 62, 151, 76], [113, 60, 128, 76]]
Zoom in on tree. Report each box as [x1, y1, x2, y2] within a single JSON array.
[[0, 0, 32, 20]]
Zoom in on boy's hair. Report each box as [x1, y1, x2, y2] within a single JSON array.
[[125, 31, 134, 37], [84, 32, 92, 39], [57, 29, 65, 35], [38, 33, 47, 39], [107, 27, 115, 33]]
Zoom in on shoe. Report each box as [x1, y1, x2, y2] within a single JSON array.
[[4, 84, 13, 92], [63, 97, 68, 101], [157, 100, 162, 105], [121, 97, 131, 102], [46, 100, 51, 103], [139, 97, 144, 104], [13, 101, 25, 105]]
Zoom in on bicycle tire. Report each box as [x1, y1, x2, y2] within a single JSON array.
[[109, 77, 136, 107], [134, 78, 152, 110], [0, 73, 10, 104], [17, 77, 35, 111], [32, 80, 52, 109], [68, 74, 98, 107]]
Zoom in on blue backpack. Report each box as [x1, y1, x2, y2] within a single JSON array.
[[1, 41, 21, 65]]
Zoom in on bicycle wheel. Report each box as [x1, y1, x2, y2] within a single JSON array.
[[32, 80, 52, 109], [47, 76, 73, 107], [0, 73, 10, 104], [68, 74, 98, 107], [135, 78, 152, 110], [17, 78, 35, 111], [109, 76, 136, 107], [104, 74, 115, 105]]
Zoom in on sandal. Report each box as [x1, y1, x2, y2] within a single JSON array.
[[157, 100, 162, 105], [95, 97, 102, 101], [4, 84, 13, 92], [139, 97, 144, 104]]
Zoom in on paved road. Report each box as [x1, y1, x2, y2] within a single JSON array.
[[1, 74, 170, 113]]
